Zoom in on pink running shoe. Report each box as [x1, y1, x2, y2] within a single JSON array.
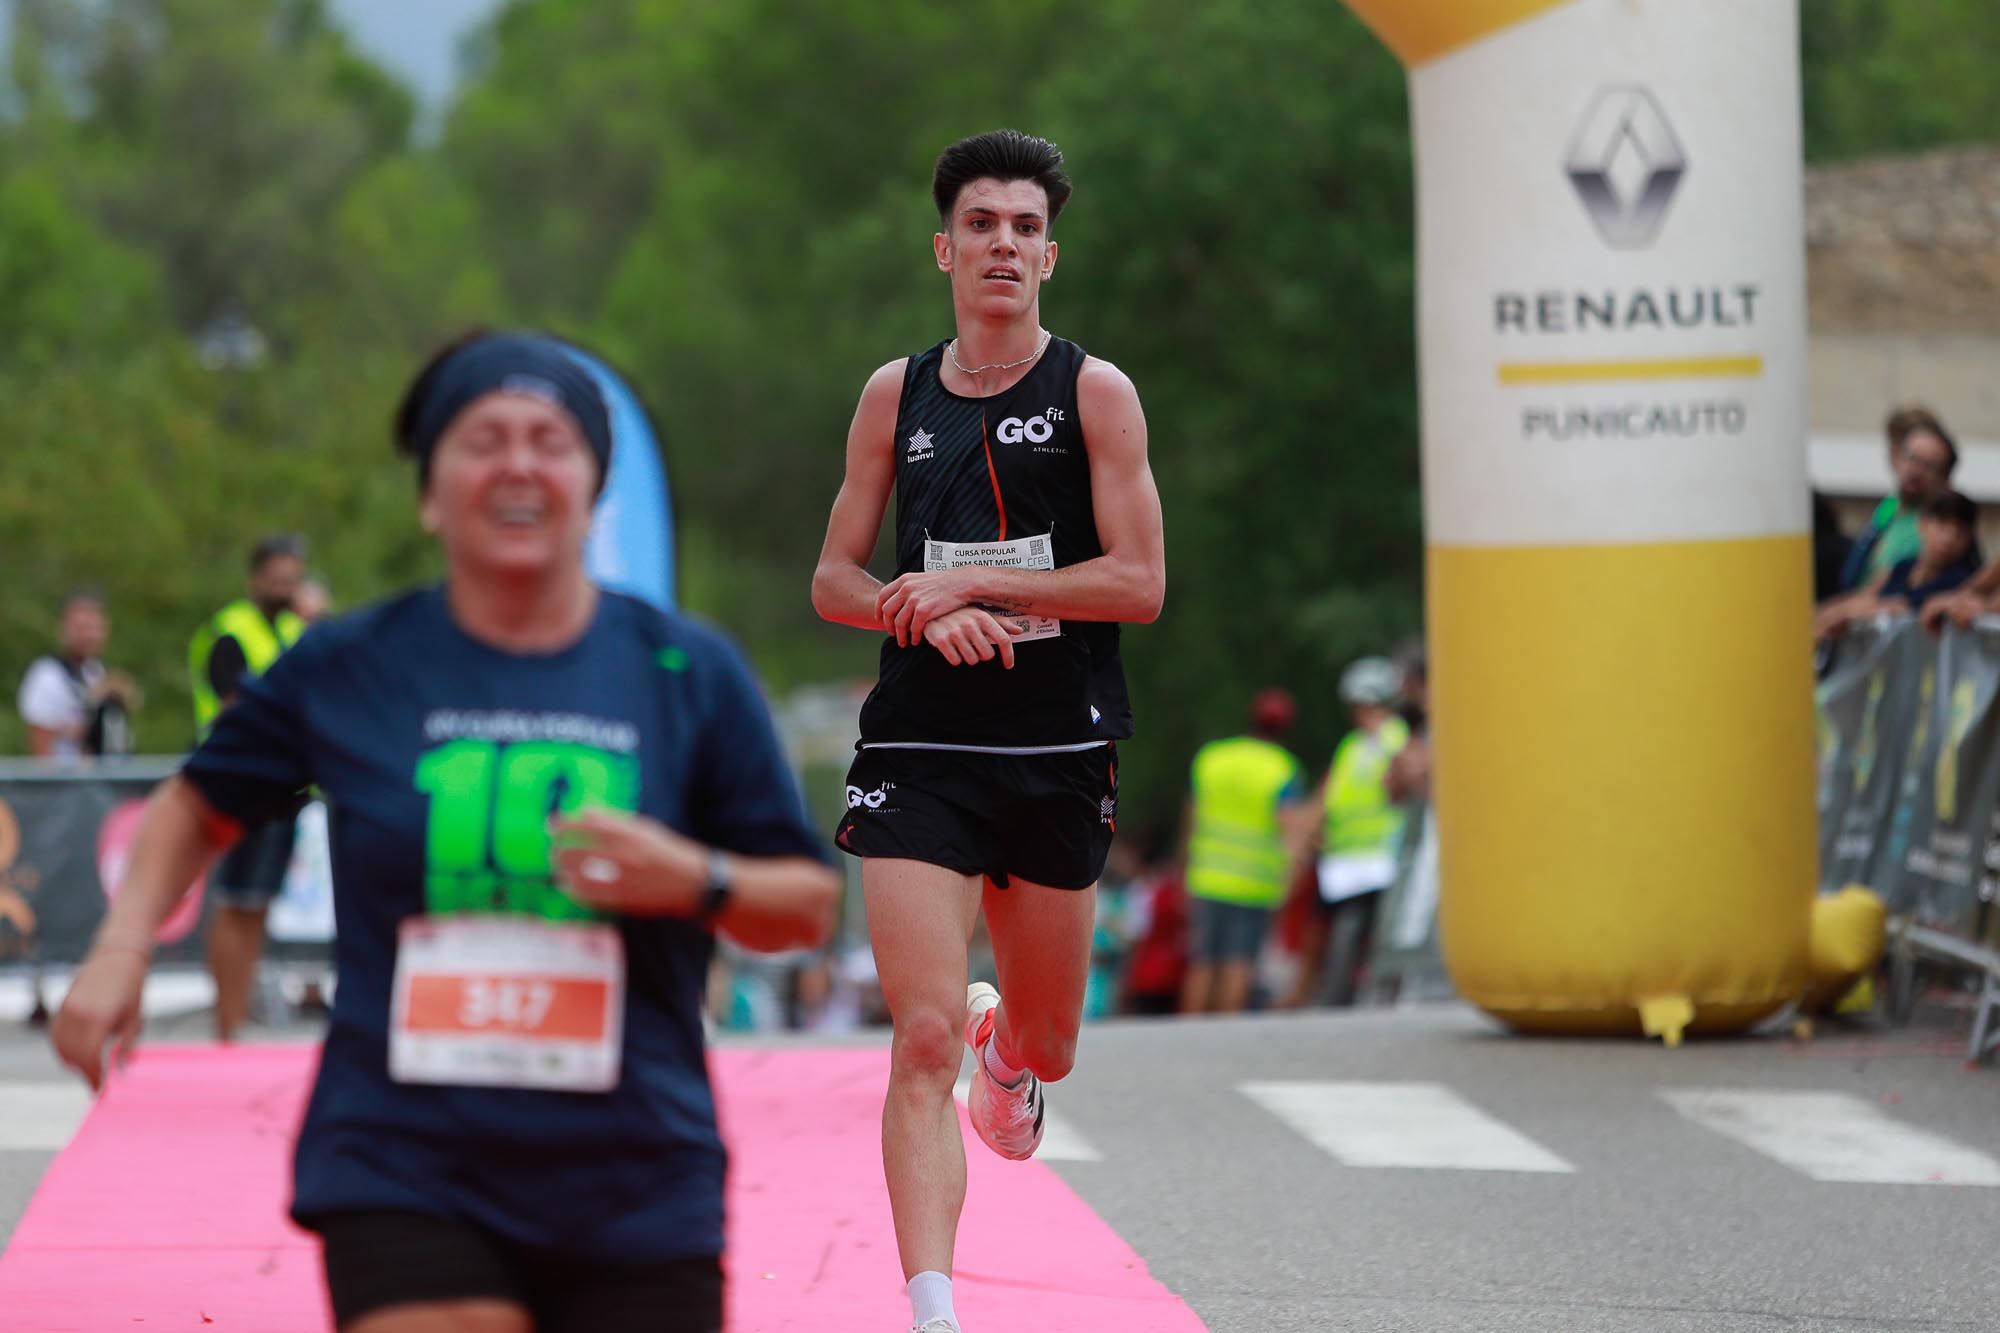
[[963, 982, 1044, 1161]]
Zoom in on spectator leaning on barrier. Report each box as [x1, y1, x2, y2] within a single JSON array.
[[1924, 550, 2000, 633], [1920, 504, 2000, 635], [1816, 491, 1980, 641], [1179, 689, 1313, 1016], [1837, 409, 1957, 593], [17, 589, 139, 760], [189, 534, 308, 1042], [1288, 656, 1409, 1008]]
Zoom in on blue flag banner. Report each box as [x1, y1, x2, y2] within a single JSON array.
[[565, 344, 677, 611]]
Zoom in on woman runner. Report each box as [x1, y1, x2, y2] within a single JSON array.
[[53, 331, 841, 1333]]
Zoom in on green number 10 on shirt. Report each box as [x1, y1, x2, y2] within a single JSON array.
[[414, 739, 640, 919]]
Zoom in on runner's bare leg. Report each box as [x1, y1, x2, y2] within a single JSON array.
[[866, 858, 984, 1278], [981, 879, 1096, 1082]]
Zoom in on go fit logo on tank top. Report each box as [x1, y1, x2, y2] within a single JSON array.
[[994, 406, 1069, 452]]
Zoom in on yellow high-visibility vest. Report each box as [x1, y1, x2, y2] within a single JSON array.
[[189, 599, 304, 735], [1323, 716, 1411, 856], [1187, 736, 1302, 907]]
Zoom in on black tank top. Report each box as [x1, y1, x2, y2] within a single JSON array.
[[857, 336, 1134, 749]]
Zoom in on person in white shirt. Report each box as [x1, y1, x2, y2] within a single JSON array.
[[17, 591, 136, 760]]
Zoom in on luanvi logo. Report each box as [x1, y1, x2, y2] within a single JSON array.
[[1564, 86, 1685, 249]]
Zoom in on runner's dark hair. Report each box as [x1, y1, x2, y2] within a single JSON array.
[[932, 130, 1073, 228], [393, 327, 495, 466]]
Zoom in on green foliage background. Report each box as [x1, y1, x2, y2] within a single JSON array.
[[0, 0, 1991, 832]]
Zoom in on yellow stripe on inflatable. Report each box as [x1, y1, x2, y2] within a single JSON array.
[[1428, 534, 1817, 1039], [1342, 0, 1575, 67], [1496, 356, 1766, 387]]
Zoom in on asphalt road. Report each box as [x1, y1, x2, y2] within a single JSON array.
[[3, 992, 1997, 1332]]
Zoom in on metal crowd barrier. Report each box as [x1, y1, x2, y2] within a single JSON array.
[[1886, 919, 2000, 1066], [1818, 616, 2000, 1064], [0, 756, 333, 974]]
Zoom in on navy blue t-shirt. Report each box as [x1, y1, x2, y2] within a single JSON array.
[[181, 586, 822, 1263], [1880, 555, 1976, 610]]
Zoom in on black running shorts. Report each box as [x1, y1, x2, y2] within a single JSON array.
[[834, 743, 1118, 890], [209, 817, 298, 912], [315, 1209, 723, 1332]]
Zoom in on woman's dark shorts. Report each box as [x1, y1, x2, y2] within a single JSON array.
[[315, 1209, 723, 1332]]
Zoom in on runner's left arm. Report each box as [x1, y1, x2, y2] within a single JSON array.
[[554, 626, 839, 952], [552, 811, 839, 951], [876, 356, 1165, 646]]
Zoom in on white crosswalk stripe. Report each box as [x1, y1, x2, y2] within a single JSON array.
[[1240, 1080, 1576, 1173], [8, 1064, 2000, 1192], [1660, 1088, 2000, 1186], [953, 1076, 1102, 1162], [0, 1082, 93, 1151]]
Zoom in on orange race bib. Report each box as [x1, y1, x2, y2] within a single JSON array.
[[389, 916, 625, 1092]]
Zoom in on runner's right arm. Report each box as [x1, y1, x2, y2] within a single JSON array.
[[812, 361, 1024, 666], [811, 361, 905, 631], [52, 776, 241, 1090]]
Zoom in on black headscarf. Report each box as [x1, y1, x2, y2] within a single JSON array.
[[398, 333, 613, 492]]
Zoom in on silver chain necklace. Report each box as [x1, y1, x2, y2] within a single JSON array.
[[948, 328, 1051, 376]]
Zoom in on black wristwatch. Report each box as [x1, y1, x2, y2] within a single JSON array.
[[698, 848, 734, 927]]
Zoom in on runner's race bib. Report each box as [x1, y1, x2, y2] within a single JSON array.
[[390, 916, 624, 1092], [924, 532, 1061, 642]]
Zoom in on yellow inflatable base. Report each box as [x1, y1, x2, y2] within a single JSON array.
[[1430, 535, 1817, 1049], [1473, 995, 1791, 1048], [1800, 886, 1887, 1014]]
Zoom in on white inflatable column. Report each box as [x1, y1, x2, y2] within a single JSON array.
[[1343, 0, 1815, 1043]]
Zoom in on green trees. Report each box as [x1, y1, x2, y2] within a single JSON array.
[[1802, 0, 2000, 163], [0, 0, 443, 752], [443, 0, 1421, 817], [0, 0, 1990, 821]]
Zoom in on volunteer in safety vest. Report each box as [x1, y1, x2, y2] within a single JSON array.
[[189, 536, 308, 1041], [1180, 689, 1312, 1014], [1289, 656, 1409, 1008]]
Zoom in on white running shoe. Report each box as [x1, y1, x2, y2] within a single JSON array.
[[912, 1322, 960, 1333], [963, 981, 1044, 1161]]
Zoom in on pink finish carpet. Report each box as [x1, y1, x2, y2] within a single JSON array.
[[0, 1044, 1205, 1331]]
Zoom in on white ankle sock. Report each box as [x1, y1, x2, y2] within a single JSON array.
[[981, 1031, 1027, 1088], [908, 1269, 957, 1329]]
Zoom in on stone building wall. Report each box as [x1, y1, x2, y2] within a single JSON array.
[[1807, 148, 2000, 451]]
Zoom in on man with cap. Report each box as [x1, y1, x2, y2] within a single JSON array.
[[1288, 656, 1410, 1008], [1179, 689, 1312, 1014]]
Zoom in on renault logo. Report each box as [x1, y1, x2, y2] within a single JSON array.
[[1564, 86, 1685, 249]]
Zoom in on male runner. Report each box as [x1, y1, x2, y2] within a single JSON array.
[[811, 129, 1165, 1333]]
